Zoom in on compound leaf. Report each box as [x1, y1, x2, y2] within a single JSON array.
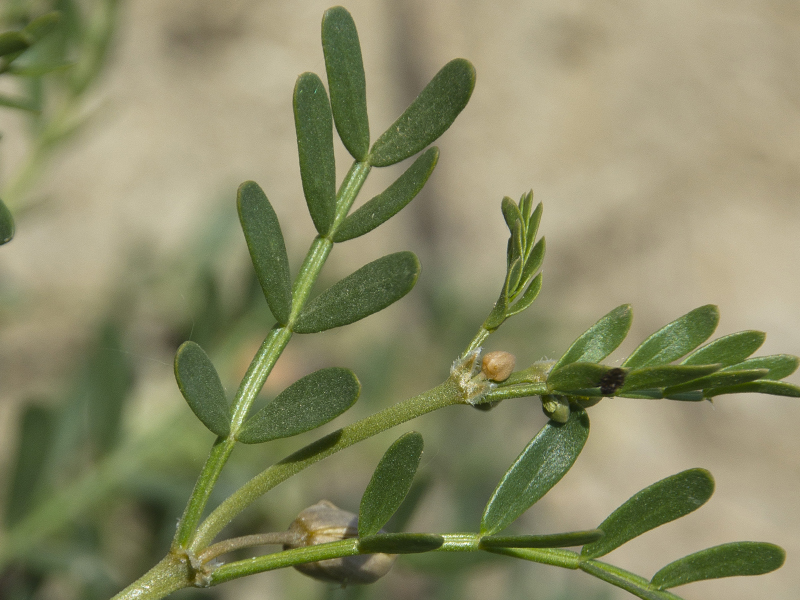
[[551, 305, 633, 372], [581, 469, 714, 559], [333, 147, 438, 242], [623, 305, 719, 369], [237, 181, 292, 325], [651, 542, 785, 589], [481, 409, 590, 535], [369, 59, 475, 167], [294, 72, 336, 234], [293, 251, 420, 333], [680, 330, 765, 367], [359, 432, 424, 536], [237, 367, 359, 443], [175, 342, 230, 438], [322, 6, 369, 161]]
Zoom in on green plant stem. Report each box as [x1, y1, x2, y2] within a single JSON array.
[[109, 554, 190, 600], [190, 378, 464, 552], [172, 160, 373, 550]]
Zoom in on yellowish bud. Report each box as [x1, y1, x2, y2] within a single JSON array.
[[481, 351, 516, 382]]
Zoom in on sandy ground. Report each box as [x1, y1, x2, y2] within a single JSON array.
[[1, 1, 798, 599]]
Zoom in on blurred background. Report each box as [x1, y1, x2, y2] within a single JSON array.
[[0, 1, 798, 599]]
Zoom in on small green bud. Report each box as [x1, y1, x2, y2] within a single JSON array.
[[285, 500, 397, 585], [541, 395, 570, 423]]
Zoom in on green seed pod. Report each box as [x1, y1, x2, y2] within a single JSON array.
[[481, 351, 516, 382], [284, 500, 397, 585]]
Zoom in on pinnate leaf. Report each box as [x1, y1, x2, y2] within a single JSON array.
[[581, 469, 714, 559], [651, 542, 785, 589], [237, 367, 360, 443], [175, 342, 230, 437], [369, 59, 475, 167], [623, 305, 719, 369], [333, 148, 438, 242], [551, 305, 633, 372], [680, 330, 765, 367], [294, 72, 336, 234], [237, 181, 292, 325], [359, 432, 424, 537], [293, 251, 420, 333], [481, 409, 590, 535], [506, 272, 542, 317], [322, 6, 369, 161]]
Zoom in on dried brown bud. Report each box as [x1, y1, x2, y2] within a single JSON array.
[[481, 351, 516, 382], [284, 500, 396, 585]]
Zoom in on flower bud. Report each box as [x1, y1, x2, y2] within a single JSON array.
[[284, 500, 396, 585], [481, 351, 516, 382]]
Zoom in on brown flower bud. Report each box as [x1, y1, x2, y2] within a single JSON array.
[[481, 351, 516, 382], [284, 500, 396, 585]]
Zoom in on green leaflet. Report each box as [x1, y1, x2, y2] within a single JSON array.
[[5, 404, 55, 525], [481, 409, 590, 535], [333, 148, 439, 242], [720, 354, 799, 380], [623, 305, 719, 369], [506, 272, 543, 318], [359, 432, 424, 537], [293, 251, 420, 333], [369, 58, 475, 167], [550, 305, 633, 373], [294, 72, 336, 235], [480, 530, 604, 549], [358, 533, 444, 554], [651, 542, 785, 589], [322, 6, 369, 161], [680, 330, 765, 367], [237, 367, 359, 443], [174, 342, 231, 438], [581, 469, 714, 559], [706, 380, 800, 398], [618, 365, 720, 394], [0, 198, 14, 245], [662, 369, 768, 396], [237, 181, 292, 325]]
